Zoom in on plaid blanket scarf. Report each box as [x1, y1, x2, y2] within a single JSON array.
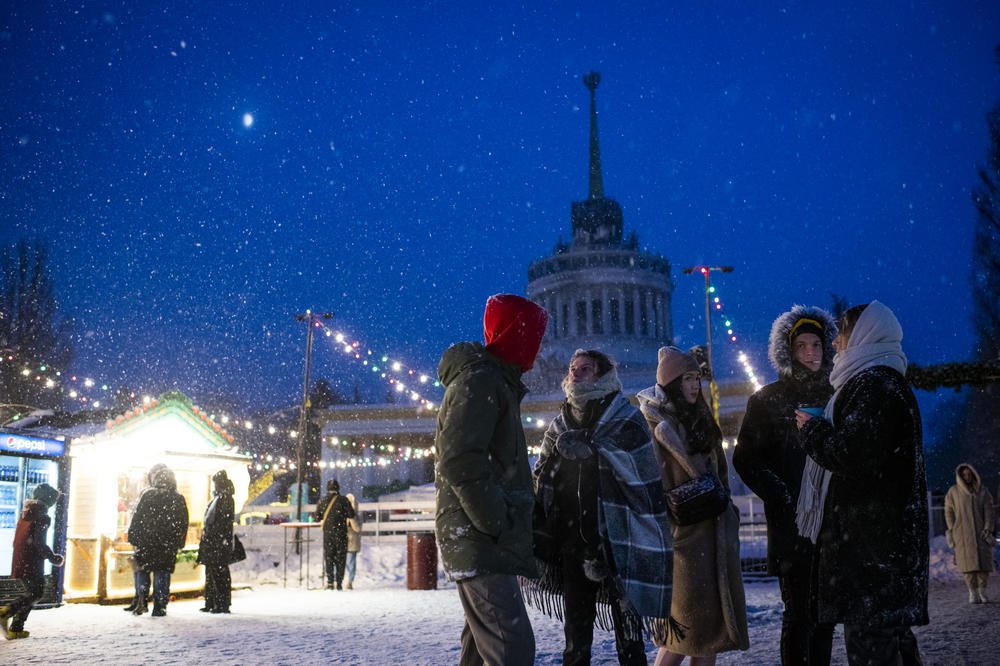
[[523, 392, 675, 639]]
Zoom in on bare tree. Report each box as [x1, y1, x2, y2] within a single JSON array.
[[0, 239, 73, 412]]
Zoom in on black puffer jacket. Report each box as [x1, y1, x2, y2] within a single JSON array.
[[128, 467, 190, 572], [800, 366, 928, 627]]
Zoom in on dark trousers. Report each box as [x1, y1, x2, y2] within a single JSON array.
[[562, 555, 646, 666], [843, 625, 922, 666], [456, 573, 535, 666], [204, 562, 231, 611], [779, 555, 834, 665], [135, 570, 172, 608], [7, 575, 44, 632], [324, 540, 348, 588]]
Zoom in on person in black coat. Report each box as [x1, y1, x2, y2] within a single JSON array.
[[314, 479, 355, 590], [795, 302, 928, 666], [127, 464, 189, 617], [734, 305, 837, 665], [198, 470, 235, 613]]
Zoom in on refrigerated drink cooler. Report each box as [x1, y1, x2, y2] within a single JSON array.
[[0, 431, 70, 607]]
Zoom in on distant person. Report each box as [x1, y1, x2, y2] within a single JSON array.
[[527, 349, 673, 665], [123, 463, 167, 613], [434, 293, 547, 666], [344, 493, 362, 590], [945, 463, 995, 604], [0, 483, 65, 639], [638, 346, 749, 666], [128, 465, 190, 617], [734, 306, 837, 665], [795, 302, 928, 665], [315, 479, 355, 590], [198, 470, 236, 613]]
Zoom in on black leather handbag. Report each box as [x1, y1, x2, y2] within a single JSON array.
[[665, 473, 730, 526]]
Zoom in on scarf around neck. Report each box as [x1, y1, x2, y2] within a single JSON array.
[[796, 301, 907, 543]]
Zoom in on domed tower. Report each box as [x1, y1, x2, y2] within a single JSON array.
[[526, 72, 674, 393]]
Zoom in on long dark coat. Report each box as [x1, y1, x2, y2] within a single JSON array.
[[198, 484, 235, 566], [11, 499, 57, 584], [128, 471, 190, 573], [735, 366, 833, 572], [315, 492, 355, 551], [734, 305, 836, 574], [799, 365, 929, 627], [434, 341, 537, 581]]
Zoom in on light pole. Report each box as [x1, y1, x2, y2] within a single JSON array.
[[293, 310, 334, 526], [682, 266, 733, 421]]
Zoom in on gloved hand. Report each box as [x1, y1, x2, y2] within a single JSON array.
[[555, 429, 593, 460], [51, 553, 65, 567]]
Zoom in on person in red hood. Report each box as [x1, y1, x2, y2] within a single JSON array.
[[434, 294, 547, 666], [1, 483, 65, 640]]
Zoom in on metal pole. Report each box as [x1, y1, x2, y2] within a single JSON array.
[[682, 266, 733, 421], [296, 311, 315, 527]]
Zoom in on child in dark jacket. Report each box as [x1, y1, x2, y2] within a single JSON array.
[[1, 483, 65, 639]]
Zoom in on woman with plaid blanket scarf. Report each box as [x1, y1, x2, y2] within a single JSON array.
[[523, 350, 673, 666]]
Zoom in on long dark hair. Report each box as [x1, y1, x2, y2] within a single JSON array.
[[662, 375, 721, 455]]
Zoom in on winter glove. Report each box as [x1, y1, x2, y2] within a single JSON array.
[[555, 429, 593, 460], [50, 553, 65, 567], [982, 529, 996, 546]]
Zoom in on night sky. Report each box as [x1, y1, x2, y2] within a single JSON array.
[[2, 3, 999, 421]]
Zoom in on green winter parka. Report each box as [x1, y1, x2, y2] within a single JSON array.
[[434, 341, 538, 581]]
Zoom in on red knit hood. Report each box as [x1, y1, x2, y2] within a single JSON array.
[[483, 294, 548, 371]]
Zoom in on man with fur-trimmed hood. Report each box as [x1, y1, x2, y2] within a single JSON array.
[[734, 305, 837, 665]]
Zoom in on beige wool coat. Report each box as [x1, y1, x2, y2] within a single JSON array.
[[945, 464, 996, 573], [638, 389, 749, 656], [345, 493, 363, 553]]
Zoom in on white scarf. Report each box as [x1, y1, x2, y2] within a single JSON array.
[[795, 301, 908, 543], [562, 366, 622, 412]]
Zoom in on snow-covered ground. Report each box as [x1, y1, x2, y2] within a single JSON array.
[[6, 533, 998, 664]]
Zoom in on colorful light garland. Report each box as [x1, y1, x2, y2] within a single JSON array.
[[705, 281, 764, 392]]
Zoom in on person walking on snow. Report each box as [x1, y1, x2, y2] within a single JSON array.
[[315, 479, 355, 590], [945, 463, 995, 604], [0, 483, 65, 640], [734, 305, 837, 665], [795, 301, 928, 665], [434, 293, 547, 666]]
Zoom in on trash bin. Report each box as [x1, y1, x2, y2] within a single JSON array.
[[406, 532, 438, 590]]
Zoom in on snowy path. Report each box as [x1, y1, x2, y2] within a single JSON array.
[[6, 578, 997, 664]]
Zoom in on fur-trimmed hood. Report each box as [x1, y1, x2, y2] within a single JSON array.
[[768, 305, 838, 379]]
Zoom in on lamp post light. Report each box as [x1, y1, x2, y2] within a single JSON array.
[[681, 266, 733, 420], [293, 310, 334, 528]]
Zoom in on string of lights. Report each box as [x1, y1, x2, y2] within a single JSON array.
[[705, 280, 764, 392]]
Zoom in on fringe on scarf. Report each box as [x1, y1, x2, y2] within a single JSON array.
[[519, 559, 683, 644]]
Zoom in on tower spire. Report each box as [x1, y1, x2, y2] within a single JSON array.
[[583, 71, 603, 200]]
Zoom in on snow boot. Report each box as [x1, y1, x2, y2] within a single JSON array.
[[7, 630, 29, 639], [345, 582, 353, 590], [969, 589, 980, 604], [978, 587, 989, 603], [151, 602, 167, 617], [0, 606, 11, 639], [132, 597, 149, 615], [123, 596, 138, 612]]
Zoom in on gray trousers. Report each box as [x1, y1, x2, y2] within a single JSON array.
[[456, 573, 535, 666]]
